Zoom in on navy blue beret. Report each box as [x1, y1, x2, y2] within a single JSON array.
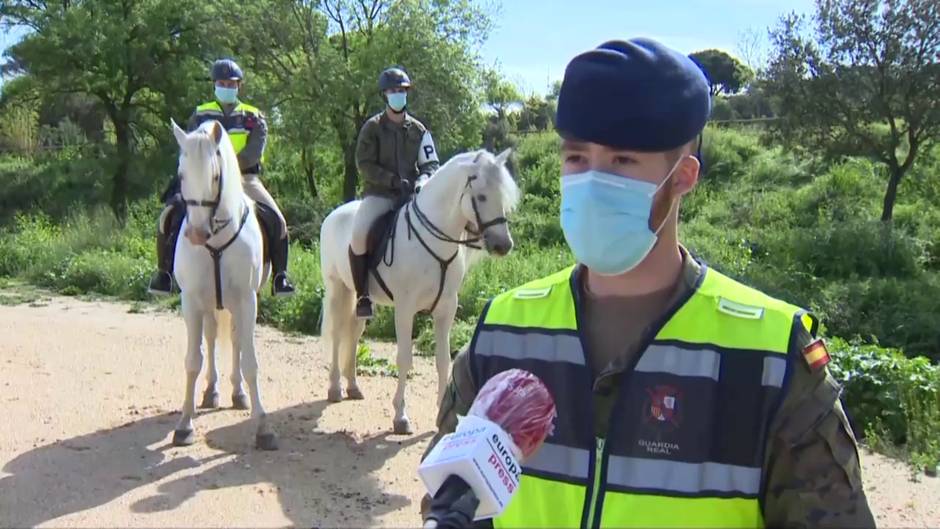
[[555, 38, 711, 152]]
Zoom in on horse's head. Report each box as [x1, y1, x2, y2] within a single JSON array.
[[171, 119, 241, 245], [458, 148, 520, 256]]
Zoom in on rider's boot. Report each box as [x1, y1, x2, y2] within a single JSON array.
[[270, 233, 296, 298], [148, 208, 180, 295], [348, 246, 373, 319]]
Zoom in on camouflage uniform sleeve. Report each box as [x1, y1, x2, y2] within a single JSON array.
[[761, 321, 876, 528], [237, 110, 266, 172], [355, 119, 398, 190], [419, 344, 480, 520]]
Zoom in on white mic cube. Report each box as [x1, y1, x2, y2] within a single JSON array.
[[418, 414, 522, 520]]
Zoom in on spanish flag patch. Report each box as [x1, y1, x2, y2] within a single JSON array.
[[802, 338, 831, 370]]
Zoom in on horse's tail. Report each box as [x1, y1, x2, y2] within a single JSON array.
[[216, 308, 233, 356]]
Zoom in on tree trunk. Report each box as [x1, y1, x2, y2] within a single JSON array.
[[343, 140, 358, 203], [111, 117, 130, 223], [301, 145, 318, 199], [881, 165, 904, 222]]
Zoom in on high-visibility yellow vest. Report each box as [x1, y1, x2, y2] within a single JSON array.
[[193, 100, 264, 162], [467, 261, 816, 528]]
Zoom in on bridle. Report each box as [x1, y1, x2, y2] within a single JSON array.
[[378, 173, 509, 315], [181, 150, 233, 235], [411, 174, 508, 250], [179, 149, 249, 310]]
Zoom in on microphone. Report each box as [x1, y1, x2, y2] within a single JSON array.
[[419, 368, 557, 528]]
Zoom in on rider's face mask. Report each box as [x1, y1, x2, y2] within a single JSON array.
[[215, 82, 238, 104], [386, 91, 407, 112]]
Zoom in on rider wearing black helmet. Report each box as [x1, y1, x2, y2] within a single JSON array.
[[349, 66, 440, 319], [149, 58, 296, 298]]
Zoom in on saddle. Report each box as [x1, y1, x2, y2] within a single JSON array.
[[166, 194, 280, 268], [362, 199, 409, 302], [254, 201, 280, 267], [365, 204, 405, 270]]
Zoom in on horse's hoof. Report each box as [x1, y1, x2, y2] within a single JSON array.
[[393, 418, 413, 435], [200, 391, 220, 409], [232, 393, 250, 410], [256, 432, 279, 451], [327, 388, 343, 403], [173, 428, 195, 446], [346, 387, 364, 400]]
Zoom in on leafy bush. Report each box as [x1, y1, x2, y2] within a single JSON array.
[[829, 337, 940, 472]]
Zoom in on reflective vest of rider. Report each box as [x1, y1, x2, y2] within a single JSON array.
[[193, 100, 264, 162], [467, 262, 817, 529]]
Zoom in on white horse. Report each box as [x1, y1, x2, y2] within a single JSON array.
[[319, 148, 520, 434], [169, 118, 278, 451]]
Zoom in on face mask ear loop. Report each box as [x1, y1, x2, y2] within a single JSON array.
[[648, 155, 686, 235]]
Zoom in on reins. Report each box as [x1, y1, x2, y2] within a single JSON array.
[[180, 149, 251, 310], [377, 174, 509, 315]]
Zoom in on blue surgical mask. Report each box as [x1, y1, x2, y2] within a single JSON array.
[[559, 159, 682, 275], [215, 85, 238, 104], [387, 92, 407, 111]]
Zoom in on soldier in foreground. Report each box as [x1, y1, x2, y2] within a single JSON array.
[[421, 37, 876, 528]]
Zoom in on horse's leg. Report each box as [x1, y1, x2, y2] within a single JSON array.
[[325, 277, 352, 402], [433, 299, 459, 406], [232, 295, 278, 450], [229, 310, 248, 410], [342, 316, 366, 400], [200, 312, 220, 409], [392, 307, 415, 435], [173, 298, 203, 446]]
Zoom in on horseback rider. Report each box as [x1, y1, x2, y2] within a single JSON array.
[[149, 58, 296, 298], [349, 66, 440, 319]]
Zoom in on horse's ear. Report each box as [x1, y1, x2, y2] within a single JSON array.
[[210, 120, 223, 145], [473, 150, 483, 163], [171, 118, 187, 147], [495, 147, 512, 165]]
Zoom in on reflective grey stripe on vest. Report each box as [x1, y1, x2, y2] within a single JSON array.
[[635, 344, 720, 380], [474, 329, 585, 365], [762, 356, 787, 387], [227, 127, 248, 135], [607, 456, 761, 495], [197, 109, 223, 117], [524, 442, 589, 479], [636, 344, 787, 388]]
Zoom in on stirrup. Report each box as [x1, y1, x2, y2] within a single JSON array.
[[356, 296, 373, 319], [148, 271, 173, 296], [272, 272, 296, 298]]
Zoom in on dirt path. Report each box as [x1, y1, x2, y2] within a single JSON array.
[[0, 292, 937, 528]]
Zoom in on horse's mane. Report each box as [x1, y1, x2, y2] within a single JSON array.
[[191, 120, 245, 210]]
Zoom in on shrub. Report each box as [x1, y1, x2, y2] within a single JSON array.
[[829, 337, 940, 473]]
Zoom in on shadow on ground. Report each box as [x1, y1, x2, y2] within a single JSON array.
[[0, 399, 430, 527]]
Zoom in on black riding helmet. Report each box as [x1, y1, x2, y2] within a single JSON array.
[[212, 59, 244, 82], [378, 67, 411, 92]]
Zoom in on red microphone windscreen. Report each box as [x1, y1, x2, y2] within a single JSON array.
[[468, 369, 557, 460]]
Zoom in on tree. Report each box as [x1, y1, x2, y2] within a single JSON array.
[[232, 0, 491, 203], [517, 94, 554, 133], [735, 27, 770, 74], [763, 0, 940, 221], [0, 0, 225, 221], [689, 49, 754, 96], [481, 68, 520, 152]]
